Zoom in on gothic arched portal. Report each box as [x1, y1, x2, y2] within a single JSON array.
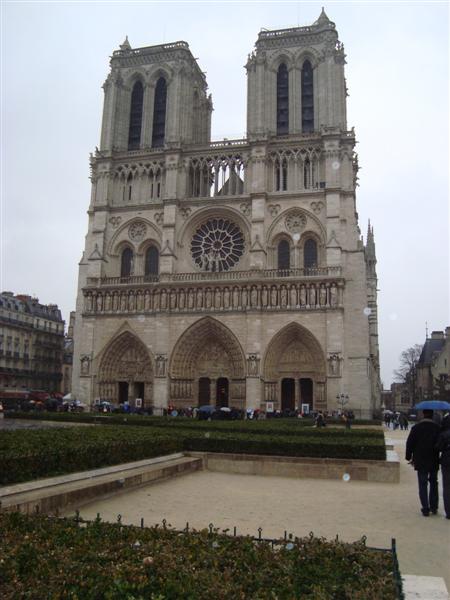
[[169, 317, 246, 409], [97, 331, 153, 408], [263, 322, 326, 413]]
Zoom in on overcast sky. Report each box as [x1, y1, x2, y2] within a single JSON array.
[[1, 1, 449, 387]]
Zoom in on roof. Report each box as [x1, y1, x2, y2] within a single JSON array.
[[418, 338, 445, 366]]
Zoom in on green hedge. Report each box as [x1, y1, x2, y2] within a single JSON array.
[[182, 430, 386, 460], [0, 512, 399, 599], [0, 426, 182, 485], [6, 411, 382, 435], [0, 423, 385, 485]]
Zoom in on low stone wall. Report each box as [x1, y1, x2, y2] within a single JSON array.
[[0, 454, 203, 515], [187, 450, 400, 483]]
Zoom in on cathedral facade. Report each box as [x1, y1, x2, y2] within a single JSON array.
[[72, 10, 381, 417]]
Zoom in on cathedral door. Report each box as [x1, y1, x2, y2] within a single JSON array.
[[300, 378, 313, 412], [216, 378, 229, 408], [134, 382, 144, 404], [118, 381, 129, 404], [281, 378, 295, 411], [198, 377, 211, 405]]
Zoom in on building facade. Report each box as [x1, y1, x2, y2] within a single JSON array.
[[416, 329, 450, 401], [0, 292, 65, 392], [72, 10, 381, 416]]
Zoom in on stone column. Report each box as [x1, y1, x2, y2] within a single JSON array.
[[141, 82, 155, 148], [245, 377, 261, 410], [153, 377, 168, 415]]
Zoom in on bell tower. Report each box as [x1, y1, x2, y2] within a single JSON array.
[[99, 37, 212, 152], [246, 9, 347, 139]]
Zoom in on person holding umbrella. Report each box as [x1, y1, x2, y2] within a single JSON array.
[[406, 409, 441, 516]]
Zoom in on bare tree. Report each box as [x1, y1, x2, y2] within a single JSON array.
[[393, 344, 422, 383]]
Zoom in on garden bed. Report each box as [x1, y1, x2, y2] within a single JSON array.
[[0, 511, 401, 599]]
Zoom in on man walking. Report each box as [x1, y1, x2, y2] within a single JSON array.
[[405, 409, 440, 516]]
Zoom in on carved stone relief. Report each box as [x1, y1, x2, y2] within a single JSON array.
[[285, 211, 307, 233], [128, 221, 147, 241]]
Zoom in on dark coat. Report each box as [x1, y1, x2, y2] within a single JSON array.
[[405, 419, 440, 471], [436, 429, 450, 468]]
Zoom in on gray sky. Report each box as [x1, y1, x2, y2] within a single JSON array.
[[1, 1, 449, 387]]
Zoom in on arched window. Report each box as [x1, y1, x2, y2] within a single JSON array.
[[275, 158, 288, 191], [277, 239, 290, 270], [276, 64, 289, 135], [126, 172, 133, 202], [303, 158, 311, 189], [301, 61, 314, 133], [304, 239, 318, 270], [120, 247, 134, 278], [152, 77, 167, 148], [145, 246, 159, 278], [128, 81, 144, 150]]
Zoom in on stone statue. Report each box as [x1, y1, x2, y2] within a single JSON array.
[[205, 288, 212, 309], [319, 284, 327, 306], [96, 294, 103, 312], [271, 286, 278, 307], [330, 284, 338, 307], [329, 354, 339, 375], [261, 286, 268, 307], [290, 285, 297, 308], [160, 289, 167, 310], [86, 294, 93, 312], [153, 290, 160, 310], [215, 287, 222, 309], [80, 356, 90, 375], [300, 285, 306, 306], [144, 291, 151, 311], [188, 288, 195, 309], [196, 288, 203, 309], [129, 293, 135, 311], [247, 354, 259, 376], [241, 286, 248, 308], [250, 286, 258, 307], [120, 294, 127, 312], [170, 289, 177, 310], [223, 287, 230, 309], [178, 289, 185, 310], [309, 286, 316, 307], [280, 286, 287, 308], [233, 287, 240, 308]]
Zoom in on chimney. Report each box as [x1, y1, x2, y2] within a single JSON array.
[[431, 331, 445, 340]]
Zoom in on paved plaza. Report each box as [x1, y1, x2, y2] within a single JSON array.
[[68, 428, 450, 590]]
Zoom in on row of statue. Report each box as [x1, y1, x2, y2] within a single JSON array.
[[84, 282, 341, 313]]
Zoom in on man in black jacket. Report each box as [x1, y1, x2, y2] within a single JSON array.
[[405, 409, 441, 516], [436, 414, 450, 519]]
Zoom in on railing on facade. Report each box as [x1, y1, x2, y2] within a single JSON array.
[[87, 267, 342, 288], [26, 508, 403, 600]]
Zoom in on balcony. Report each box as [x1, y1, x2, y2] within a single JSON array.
[[87, 267, 342, 288]]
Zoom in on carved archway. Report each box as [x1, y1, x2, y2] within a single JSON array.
[[97, 331, 153, 408], [169, 317, 246, 408], [263, 322, 326, 412]]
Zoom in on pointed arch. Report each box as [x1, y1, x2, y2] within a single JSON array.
[[276, 63, 289, 135], [97, 330, 154, 406], [263, 322, 326, 381], [152, 77, 167, 148], [128, 80, 144, 150], [169, 317, 246, 379], [301, 60, 314, 133]]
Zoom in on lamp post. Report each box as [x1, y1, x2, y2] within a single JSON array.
[[336, 393, 349, 414]]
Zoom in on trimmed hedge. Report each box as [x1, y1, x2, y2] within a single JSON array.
[[6, 411, 382, 436], [0, 426, 182, 485], [0, 512, 399, 599], [0, 423, 385, 485]]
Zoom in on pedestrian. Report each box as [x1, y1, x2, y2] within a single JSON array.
[[315, 411, 325, 427], [405, 409, 441, 516], [435, 414, 450, 520]]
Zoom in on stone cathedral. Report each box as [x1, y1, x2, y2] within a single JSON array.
[[72, 9, 381, 417]]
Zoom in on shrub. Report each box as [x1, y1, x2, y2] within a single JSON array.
[[0, 512, 399, 600]]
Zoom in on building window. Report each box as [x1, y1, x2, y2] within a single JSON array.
[[304, 239, 318, 270], [120, 247, 134, 278], [152, 77, 167, 148], [277, 240, 290, 270], [145, 246, 159, 278], [301, 60, 314, 133], [276, 63, 289, 135], [128, 81, 144, 150], [275, 159, 288, 191]]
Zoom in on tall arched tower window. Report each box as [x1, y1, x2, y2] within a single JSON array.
[[276, 64, 289, 135], [128, 81, 144, 150], [301, 60, 314, 133], [304, 238, 318, 270], [145, 246, 159, 278], [152, 77, 167, 148], [277, 239, 290, 270], [120, 247, 134, 278]]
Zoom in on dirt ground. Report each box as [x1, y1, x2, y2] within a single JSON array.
[[67, 428, 450, 589]]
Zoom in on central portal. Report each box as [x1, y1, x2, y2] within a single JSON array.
[[281, 378, 295, 411], [216, 377, 229, 407]]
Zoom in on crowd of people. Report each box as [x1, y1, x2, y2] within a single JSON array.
[[384, 411, 410, 430]]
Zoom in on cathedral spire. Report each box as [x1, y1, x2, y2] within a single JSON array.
[[119, 36, 131, 52], [315, 7, 332, 26]]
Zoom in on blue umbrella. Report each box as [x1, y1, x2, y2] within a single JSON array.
[[198, 405, 216, 413], [414, 400, 450, 411]]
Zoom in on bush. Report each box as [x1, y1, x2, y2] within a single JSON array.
[[0, 512, 399, 600], [0, 426, 182, 485]]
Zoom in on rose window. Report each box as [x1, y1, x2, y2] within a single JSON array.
[[191, 218, 245, 272]]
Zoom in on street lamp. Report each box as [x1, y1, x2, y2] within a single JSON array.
[[336, 393, 349, 414]]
